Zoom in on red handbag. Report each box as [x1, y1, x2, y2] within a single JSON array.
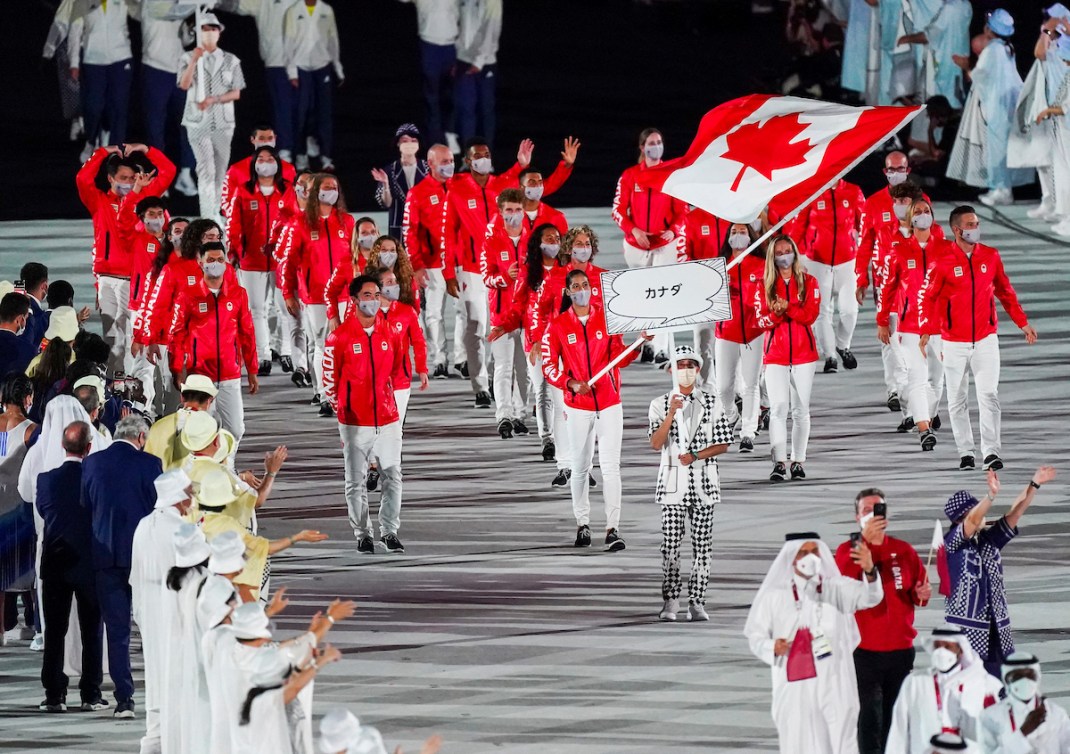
[[786, 627, 817, 682]]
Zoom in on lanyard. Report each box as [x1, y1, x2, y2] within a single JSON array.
[[933, 674, 943, 713], [791, 579, 823, 628], [1009, 708, 1016, 733]]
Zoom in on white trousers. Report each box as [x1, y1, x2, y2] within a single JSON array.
[[803, 259, 858, 355], [623, 239, 677, 355], [129, 350, 157, 417], [238, 270, 274, 362], [881, 312, 908, 403], [897, 331, 944, 424], [339, 421, 403, 538], [150, 345, 178, 418], [98, 275, 132, 373], [490, 330, 528, 422], [208, 378, 245, 445], [187, 126, 232, 222], [765, 361, 817, 463], [528, 351, 555, 440], [568, 403, 623, 530], [693, 323, 717, 386], [715, 335, 764, 440], [423, 268, 466, 367], [458, 270, 489, 392], [275, 289, 306, 368], [943, 334, 1001, 459], [303, 303, 328, 396]]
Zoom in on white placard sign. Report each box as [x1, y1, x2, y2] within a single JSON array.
[[599, 258, 732, 335]]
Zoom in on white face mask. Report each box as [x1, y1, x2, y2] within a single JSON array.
[[204, 260, 227, 278], [912, 213, 933, 230], [255, 161, 278, 177], [295, 184, 309, 200], [471, 157, 493, 175], [524, 186, 544, 202], [356, 299, 379, 318], [750, 217, 764, 232], [437, 163, 455, 179], [113, 182, 134, 196], [381, 284, 400, 301], [378, 251, 398, 268], [398, 142, 419, 157], [644, 143, 664, 161], [676, 367, 698, 387], [795, 552, 822, 579], [961, 228, 981, 244], [886, 171, 908, 186], [859, 512, 874, 530], [930, 647, 960, 674], [570, 289, 592, 307], [1008, 678, 1039, 703], [358, 234, 377, 250], [318, 189, 338, 206], [200, 30, 220, 47], [253, 139, 276, 149], [540, 243, 560, 259], [144, 217, 165, 234], [893, 203, 910, 220], [571, 246, 592, 263], [728, 232, 750, 250], [774, 252, 795, 270], [502, 211, 523, 229]]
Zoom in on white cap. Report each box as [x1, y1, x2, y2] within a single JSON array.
[[154, 468, 192, 509], [44, 306, 79, 342], [347, 726, 388, 754], [195, 573, 236, 629], [207, 530, 245, 574], [172, 523, 210, 568], [230, 602, 272, 641], [1049, 3, 1070, 20], [318, 709, 362, 753], [672, 344, 703, 370], [179, 373, 218, 397], [200, 11, 225, 30], [72, 375, 106, 404], [181, 410, 220, 452]]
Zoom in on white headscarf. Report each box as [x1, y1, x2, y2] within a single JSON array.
[[17, 395, 112, 504]]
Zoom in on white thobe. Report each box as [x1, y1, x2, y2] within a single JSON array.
[[234, 688, 294, 754], [981, 698, 1070, 754], [745, 574, 883, 754], [130, 505, 186, 754], [885, 667, 1001, 753], [172, 570, 211, 754]]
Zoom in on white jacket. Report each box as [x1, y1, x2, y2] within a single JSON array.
[[980, 698, 1070, 754], [400, 0, 459, 46], [885, 666, 1001, 753], [67, 0, 133, 68], [456, 0, 501, 69], [282, 0, 343, 80], [129, 0, 216, 73], [237, 0, 299, 69]]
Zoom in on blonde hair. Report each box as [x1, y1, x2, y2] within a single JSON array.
[[763, 234, 807, 307], [906, 199, 933, 236], [561, 225, 598, 265], [367, 235, 415, 307]]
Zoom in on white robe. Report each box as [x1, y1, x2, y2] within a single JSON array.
[[980, 697, 1070, 754], [233, 688, 293, 754], [172, 570, 211, 754], [203, 626, 244, 754], [885, 666, 1001, 753], [745, 572, 883, 754], [130, 506, 186, 754]]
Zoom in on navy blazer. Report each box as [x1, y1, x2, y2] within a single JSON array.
[[375, 158, 429, 237], [18, 297, 47, 351], [81, 441, 162, 570], [0, 330, 36, 377], [37, 460, 95, 583]]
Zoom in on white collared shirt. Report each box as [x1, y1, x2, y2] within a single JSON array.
[[283, 0, 343, 80]]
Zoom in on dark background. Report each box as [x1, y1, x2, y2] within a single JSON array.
[[0, 0, 1050, 221]]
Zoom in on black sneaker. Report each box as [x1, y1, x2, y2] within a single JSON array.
[[575, 525, 591, 547], [309, 392, 321, 406], [292, 368, 309, 387], [432, 363, 449, 379], [887, 392, 901, 412], [734, 394, 743, 415], [80, 697, 109, 712], [588, 473, 597, 488], [318, 402, 335, 418], [357, 536, 375, 554], [653, 351, 668, 365], [114, 700, 135, 719], [454, 361, 469, 379], [279, 355, 294, 373], [551, 468, 571, 487], [257, 359, 272, 377], [759, 407, 770, 431], [959, 455, 976, 471], [366, 468, 380, 491], [39, 698, 66, 713], [270, 348, 281, 363], [640, 344, 654, 363], [511, 419, 529, 435], [789, 462, 806, 480], [541, 439, 556, 462], [920, 430, 937, 451], [497, 419, 513, 439], [739, 437, 754, 453], [770, 462, 788, 482], [896, 417, 915, 433], [983, 454, 1004, 471], [837, 348, 858, 370], [931, 413, 942, 431], [605, 529, 626, 552], [474, 391, 492, 408], [823, 356, 838, 374], [380, 534, 405, 553]]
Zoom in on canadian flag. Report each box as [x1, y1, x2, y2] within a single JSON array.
[[636, 95, 922, 224], [930, 520, 951, 598]]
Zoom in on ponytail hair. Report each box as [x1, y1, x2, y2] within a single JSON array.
[[239, 684, 282, 726], [167, 562, 207, 592]]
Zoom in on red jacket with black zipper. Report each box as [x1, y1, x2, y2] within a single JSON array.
[[322, 314, 402, 427], [168, 270, 258, 382], [753, 273, 821, 366]]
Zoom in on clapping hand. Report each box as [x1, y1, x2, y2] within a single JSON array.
[[266, 587, 289, 617]]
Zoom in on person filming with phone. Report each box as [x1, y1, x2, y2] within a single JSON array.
[[835, 488, 932, 754]]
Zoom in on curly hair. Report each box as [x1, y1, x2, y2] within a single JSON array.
[[2, 372, 33, 411], [304, 174, 347, 227], [562, 225, 599, 261], [179, 219, 223, 261], [368, 235, 415, 307], [523, 223, 566, 293]]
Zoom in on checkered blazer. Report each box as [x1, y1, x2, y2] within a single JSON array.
[[648, 389, 734, 507]]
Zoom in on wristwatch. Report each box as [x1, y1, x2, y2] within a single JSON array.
[[1029, 480, 1041, 490]]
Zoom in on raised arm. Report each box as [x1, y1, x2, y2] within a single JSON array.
[[1004, 466, 1056, 530]]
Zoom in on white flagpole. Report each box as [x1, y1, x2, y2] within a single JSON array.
[[587, 338, 644, 386]]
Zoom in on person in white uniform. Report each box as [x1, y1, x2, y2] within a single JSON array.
[[283, 0, 344, 170], [129, 468, 193, 754], [980, 652, 1070, 754], [744, 532, 883, 754], [886, 626, 1003, 753], [178, 12, 246, 222]]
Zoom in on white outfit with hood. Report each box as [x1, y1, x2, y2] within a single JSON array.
[[980, 653, 1070, 754]]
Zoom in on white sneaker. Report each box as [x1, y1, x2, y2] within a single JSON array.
[[174, 169, 197, 197], [319, 156, 335, 172], [79, 140, 94, 164], [446, 131, 461, 156], [688, 603, 710, 622], [306, 136, 321, 158], [1052, 220, 1070, 237], [69, 116, 83, 142], [30, 632, 44, 651], [1027, 201, 1055, 219], [659, 598, 679, 621], [278, 149, 293, 164], [979, 188, 1012, 207], [295, 154, 310, 171]]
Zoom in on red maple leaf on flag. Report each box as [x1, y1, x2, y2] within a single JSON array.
[[721, 114, 813, 192]]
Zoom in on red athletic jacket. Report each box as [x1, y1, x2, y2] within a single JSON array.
[[381, 301, 428, 391], [76, 147, 176, 278], [612, 163, 688, 250], [168, 273, 258, 382], [279, 209, 355, 305], [541, 304, 639, 412], [716, 254, 766, 344], [323, 254, 369, 321], [754, 273, 821, 366], [497, 261, 562, 352], [225, 182, 297, 272], [521, 201, 568, 237], [137, 255, 205, 346], [788, 179, 865, 267], [534, 263, 607, 349], [918, 242, 1029, 344], [877, 236, 950, 334], [220, 155, 296, 218], [322, 314, 402, 427], [403, 175, 449, 271], [116, 199, 167, 315], [856, 186, 932, 288], [684, 208, 734, 261], [481, 226, 525, 328]]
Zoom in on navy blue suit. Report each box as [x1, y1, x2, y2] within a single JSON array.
[[81, 441, 161, 703], [0, 329, 36, 377], [36, 459, 103, 703], [17, 296, 47, 352]]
